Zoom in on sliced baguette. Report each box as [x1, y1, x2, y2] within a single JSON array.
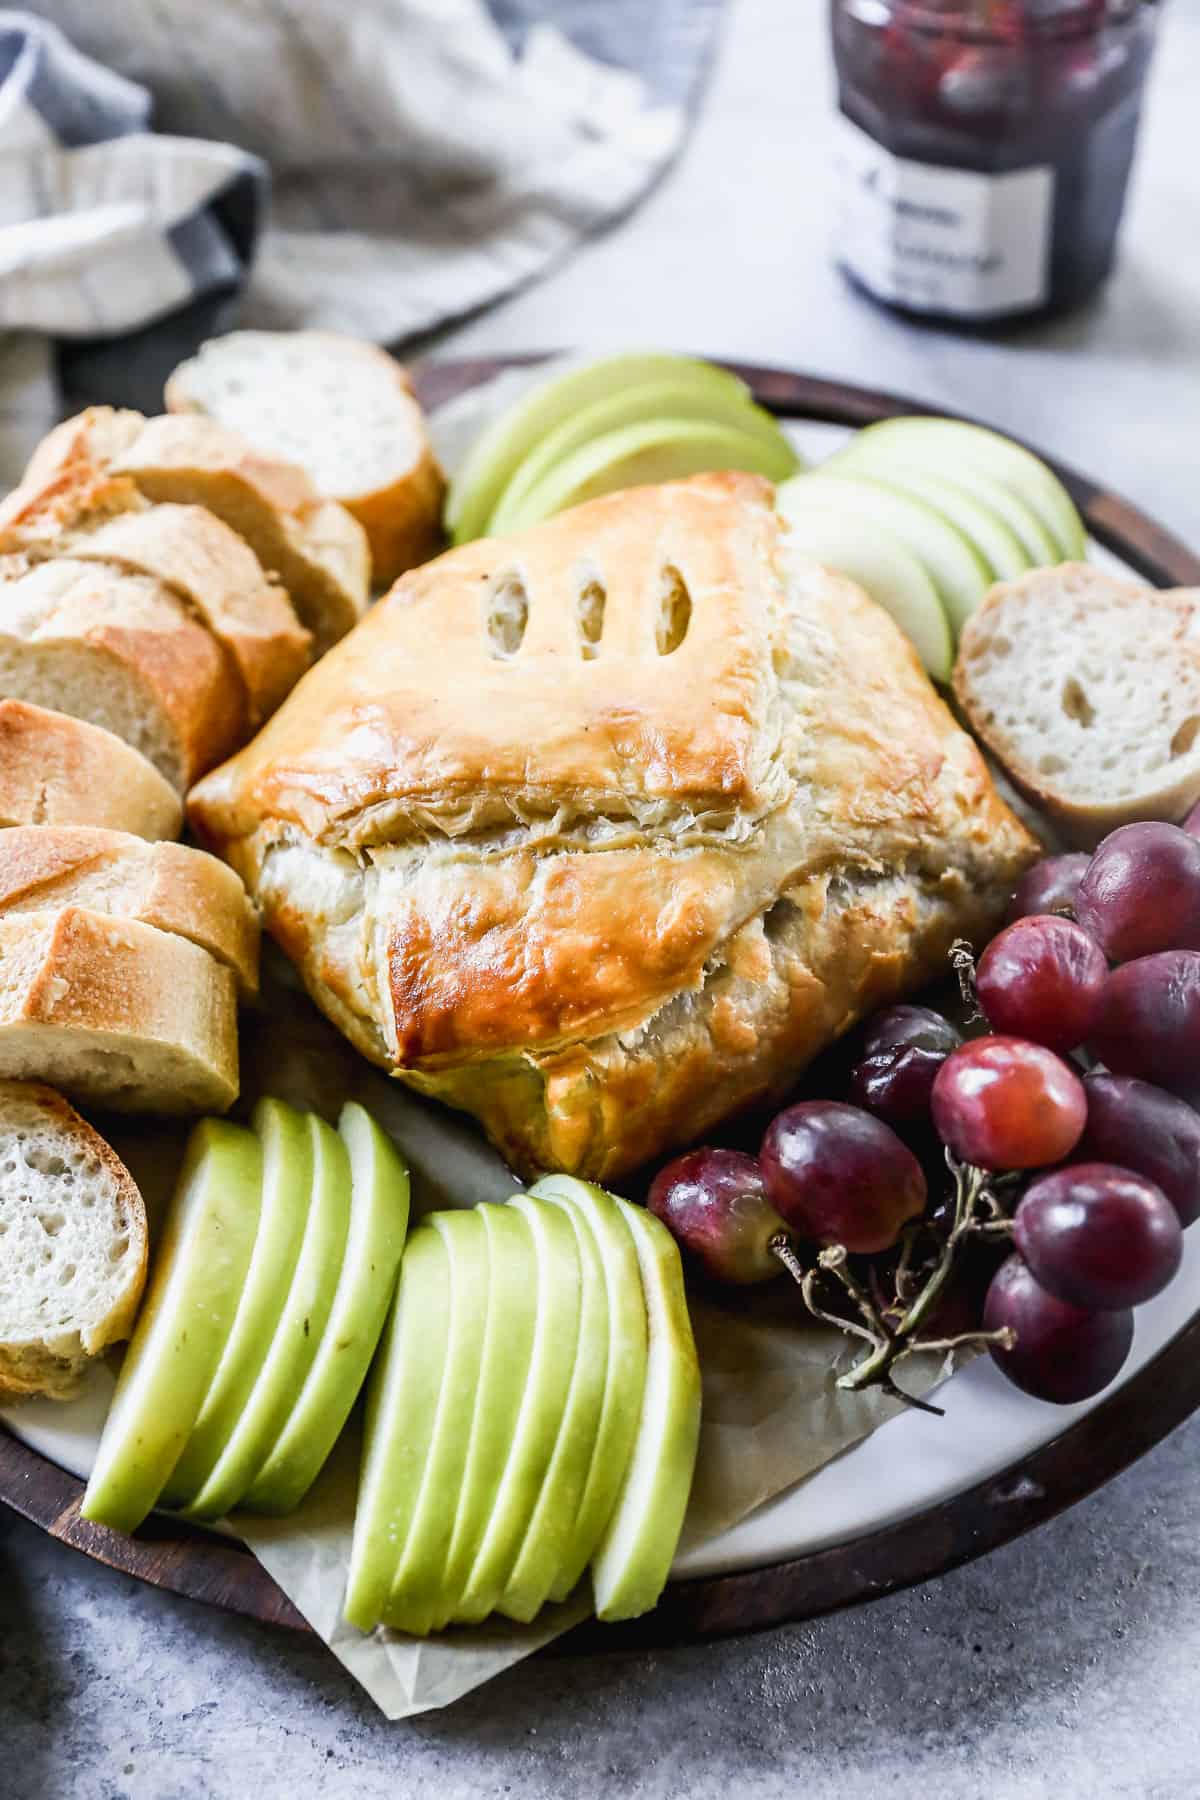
[[954, 564, 1200, 845], [0, 907, 238, 1114], [0, 827, 259, 997], [0, 701, 182, 839], [0, 559, 244, 790], [166, 331, 446, 589], [25, 408, 369, 651], [0, 1080, 148, 1401], [0, 471, 312, 725]]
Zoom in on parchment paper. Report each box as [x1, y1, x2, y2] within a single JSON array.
[[111, 954, 943, 1719]]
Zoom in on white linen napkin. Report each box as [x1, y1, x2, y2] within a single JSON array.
[[0, 1, 715, 481]]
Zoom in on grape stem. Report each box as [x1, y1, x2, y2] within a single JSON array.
[[769, 1233, 807, 1286], [949, 937, 986, 1024], [797, 1154, 1016, 1407]]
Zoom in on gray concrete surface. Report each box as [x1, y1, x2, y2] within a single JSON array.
[[3, 0, 1200, 1793]]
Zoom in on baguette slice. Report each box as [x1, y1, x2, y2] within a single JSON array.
[[0, 1080, 148, 1401], [0, 701, 182, 839], [0, 827, 259, 998], [0, 472, 312, 725], [0, 558, 244, 790], [26, 408, 369, 651], [166, 331, 446, 589], [954, 564, 1200, 845], [0, 907, 238, 1114]]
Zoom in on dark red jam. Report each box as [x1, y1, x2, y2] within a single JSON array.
[[831, 0, 1161, 324]]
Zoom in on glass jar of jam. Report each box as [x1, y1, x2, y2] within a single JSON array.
[[831, 1, 1161, 325]]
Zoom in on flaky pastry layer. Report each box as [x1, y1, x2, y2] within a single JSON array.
[[190, 472, 1037, 1178]]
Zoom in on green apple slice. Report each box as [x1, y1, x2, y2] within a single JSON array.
[[160, 1099, 310, 1507], [180, 1113, 352, 1520], [589, 1198, 702, 1623], [374, 1207, 490, 1636], [825, 450, 1032, 582], [529, 1176, 649, 1604], [780, 471, 989, 634], [424, 1202, 540, 1633], [453, 1195, 583, 1625], [774, 498, 953, 682], [343, 1224, 452, 1634], [241, 1103, 410, 1514], [500, 417, 799, 534], [82, 1120, 263, 1533], [446, 353, 758, 544], [849, 418, 1086, 560], [834, 429, 1061, 566], [488, 380, 798, 537], [496, 1193, 610, 1623]]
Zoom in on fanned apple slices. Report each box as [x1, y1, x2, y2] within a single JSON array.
[[344, 1181, 702, 1635], [82, 1100, 410, 1531]]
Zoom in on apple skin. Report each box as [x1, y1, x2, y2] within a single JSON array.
[[82, 1120, 263, 1534], [488, 378, 797, 536], [446, 352, 759, 545], [504, 416, 798, 534], [241, 1103, 410, 1515], [847, 417, 1085, 561], [374, 1207, 488, 1637], [824, 450, 1032, 582], [343, 1224, 452, 1635], [451, 1196, 583, 1627], [588, 1196, 702, 1624], [179, 1112, 351, 1521], [159, 1098, 311, 1508], [530, 1176, 649, 1605], [496, 1193, 611, 1623], [422, 1203, 540, 1633]]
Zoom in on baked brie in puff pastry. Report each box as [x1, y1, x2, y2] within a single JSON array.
[[189, 472, 1038, 1179]]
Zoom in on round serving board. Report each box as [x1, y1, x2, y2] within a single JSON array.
[[3, 356, 1199, 1653]]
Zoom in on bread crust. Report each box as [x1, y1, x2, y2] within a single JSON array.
[[0, 470, 312, 726], [0, 907, 239, 1114], [0, 1079, 148, 1401], [0, 700, 182, 839], [955, 565, 1200, 846], [166, 331, 447, 589], [0, 826, 259, 996], [191, 473, 1038, 1179], [117, 414, 367, 649], [0, 560, 245, 789]]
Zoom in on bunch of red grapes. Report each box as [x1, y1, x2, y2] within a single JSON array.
[[649, 814, 1200, 1407]]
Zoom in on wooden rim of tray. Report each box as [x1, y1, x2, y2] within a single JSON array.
[[3, 354, 1198, 1647]]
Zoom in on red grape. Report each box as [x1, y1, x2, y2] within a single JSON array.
[[1089, 950, 1200, 1105], [983, 1255, 1134, 1403], [976, 915, 1109, 1052], [1075, 822, 1200, 960], [861, 1004, 962, 1060], [849, 1004, 962, 1125], [931, 1036, 1087, 1170], [647, 1149, 787, 1285], [1006, 853, 1090, 924], [759, 1100, 926, 1254], [1013, 1163, 1182, 1310], [1183, 801, 1200, 838], [1078, 1073, 1200, 1227]]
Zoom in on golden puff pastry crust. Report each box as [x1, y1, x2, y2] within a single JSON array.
[[189, 471, 1038, 1179]]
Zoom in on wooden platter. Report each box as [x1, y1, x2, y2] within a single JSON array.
[[3, 355, 1199, 1650]]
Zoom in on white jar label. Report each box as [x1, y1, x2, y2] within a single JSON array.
[[834, 114, 1054, 319]]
